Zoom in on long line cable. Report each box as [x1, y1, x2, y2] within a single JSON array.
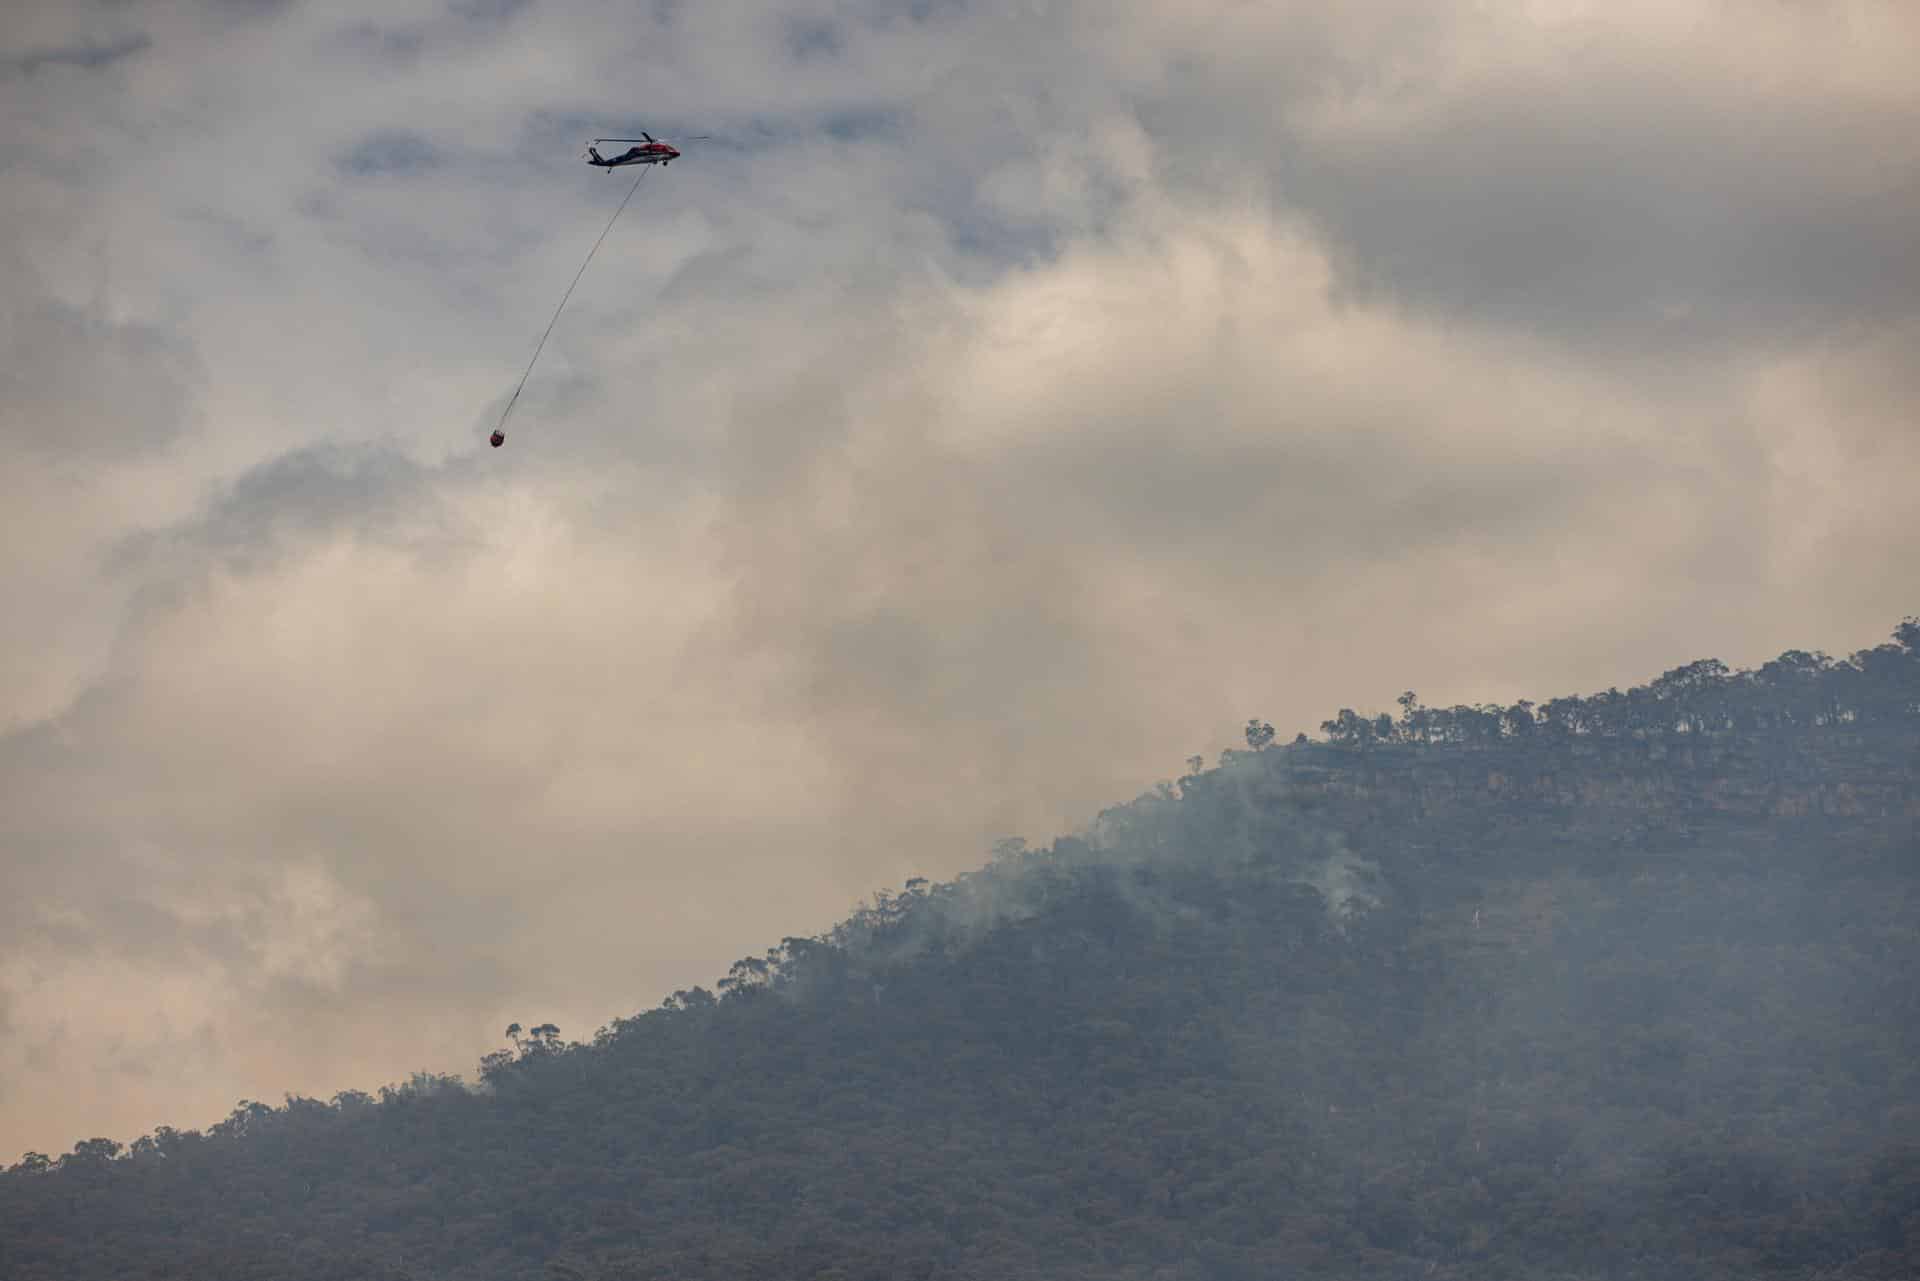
[[493, 166, 647, 439]]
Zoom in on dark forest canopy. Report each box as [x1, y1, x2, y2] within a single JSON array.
[[1306, 617, 1920, 750], [3, 618, 1919, 1281]]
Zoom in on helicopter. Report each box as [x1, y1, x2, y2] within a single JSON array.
[[585, 131, 706, 171], [490, 127, 707, 451]]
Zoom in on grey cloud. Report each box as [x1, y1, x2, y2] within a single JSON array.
[[206, 0, 302, 17], [111, 444, 474, 578], [784, 17, 845, 62], [338, 130, 445, 177], [0, 33, 151, 77], [1023, 8, 1920, 360], [1292, 95, 1920, 351], [449, 0, 532, 22], [821, 108, 903, 143], [0, 261, 200, 458], [178, 207, 277, 259], [332, 20, 427, 67]]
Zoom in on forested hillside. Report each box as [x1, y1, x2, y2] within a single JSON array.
[[4, 621, 1918, 1281]]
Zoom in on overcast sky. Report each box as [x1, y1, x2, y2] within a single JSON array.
[[3, 0, 1917, 1159]]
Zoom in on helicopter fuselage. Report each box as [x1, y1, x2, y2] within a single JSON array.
[[587, 144, 678, 169]]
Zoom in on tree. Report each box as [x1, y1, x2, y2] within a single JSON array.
[[1396, 691, 1426, 744], [720, 956, 772, 998], [491, 1022, 565, 1071], [59, 1139, 123, 1173], [1539, 695, 1586, 738], [1321, 709, 1369, 746]]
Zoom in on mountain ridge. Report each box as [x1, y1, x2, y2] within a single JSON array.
[[3, 618, 1917, 1281]]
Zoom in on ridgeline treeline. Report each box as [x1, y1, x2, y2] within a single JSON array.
[[3, 621, 1918, 1280]]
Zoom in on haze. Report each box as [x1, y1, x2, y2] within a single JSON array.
[[3, 0, 1917, 1160]]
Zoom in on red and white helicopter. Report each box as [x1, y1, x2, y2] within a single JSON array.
[[489, 127, 708, 449], [584, 131, 705, 171]]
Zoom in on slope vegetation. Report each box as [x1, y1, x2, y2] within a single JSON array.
[[4, 621, 1918, 1281]]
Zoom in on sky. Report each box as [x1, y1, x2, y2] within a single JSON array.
[[2, 0, 1917, 1159]]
